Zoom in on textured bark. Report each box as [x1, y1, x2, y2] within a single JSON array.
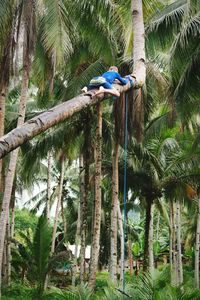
[[80, 136, 90, 285], [88, 103, 102, 290], [176, 200, 183, 285], [72, 172, 81, 286], [0, 90, 6, 192], [50, 156, 65, 254], [131, 0, 146, 86], [61, 196, 67, 242], [143, 198, 152, 271], [195, 198, 200, 288], [131, 0, 146, 142], [171, 201, 178, 286], [0, 81, 134, 159], [117, 201, 124, 284], [149, 204, 154, 273], [0, 38, 30, 291], [46, 152, 53, 221], [110, 141, 119, 284]]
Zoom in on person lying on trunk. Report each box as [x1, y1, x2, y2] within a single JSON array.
[[82, 66, 129, 97]]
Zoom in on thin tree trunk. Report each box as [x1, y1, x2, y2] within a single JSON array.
[[169, 202, 173, 277], [61, 196, 67, 242], [195, 198, 200, 288], [110, 141, 119, 284], [88, 103, 102, 290], [171, 201, 178, 286], [0, 32, 30, 294], [149, 204, 154, 273], [117, 200, 124, 284], [46, 151, 53, 222], [176, 200, 183, 285], [50, 156, 65, 254], [44, 156, 65, 290], [80, 142, 90, 285], [72, 155, 81, 286], [0, 90, 6, 193], [143, 198, 153, 271]]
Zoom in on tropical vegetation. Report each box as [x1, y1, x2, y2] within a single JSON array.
[[0, 0, 199, 299]]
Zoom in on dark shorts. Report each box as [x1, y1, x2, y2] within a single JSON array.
[[88, 81, 113, 90]]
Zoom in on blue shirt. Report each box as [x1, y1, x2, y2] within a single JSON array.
[[102, 71, 128, 85]]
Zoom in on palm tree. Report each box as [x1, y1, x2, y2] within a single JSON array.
[[88, 102, 102, 289]]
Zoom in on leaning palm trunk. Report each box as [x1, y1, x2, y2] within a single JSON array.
[[88, 103, 102, 290], [195, 198, 200, 288], [0, 82, 134, 159], [110, 141, 119, 284], [149, 204, 154, 273], [117, 200, 124, 284], [0, 34, 31, 293]]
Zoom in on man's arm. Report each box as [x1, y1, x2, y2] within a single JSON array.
[[115, 73, 129, 85]]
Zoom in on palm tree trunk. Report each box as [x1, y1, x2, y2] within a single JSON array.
[[61, 196, 67, 242], [195, 198, 200, 288], [131, 0, 146, 142], [176, 200, 183, 285], [143, 198, 153, 271], [0, 33, 30, 293], [46, 151, 53, 221], [0, 90, 6, 193], [80, 143, 90, 285], [0, 82, 134, 160], [117, 200, 124, 284], [110, 141, 119, 284], [88, 103, 102, 290], [72, 156, 82, 285], [50, 156, 65, 254], [171, 201, 178, 286], [131, 0, 146, 85], [149, 204, 154, 273]]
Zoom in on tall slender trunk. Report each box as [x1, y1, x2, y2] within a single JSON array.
[[72, 166, 81, 287], [143, 198, 153, 271], [132, 0, 146, 85], [131, 0, 146, 142], [88, 103, 102, 290], [110, 141, 119, 284], [195, 198, 200, 288], [117, 200, 124, 284], [44, 156, 65, 290], [171, 201, 178, 286], [61, 196, 67, 242], [149, 204, 154, 273], [176, 200, 183, 285], [80, 138, 90, 285], [0, 30, 31, 294], [0, 90, 6, 193], [50, 156, 65, 254], [46, 152, 53, 222], [169, 202, 173, 277]]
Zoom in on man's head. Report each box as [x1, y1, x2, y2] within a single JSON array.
[[109, 66, 118, 72]]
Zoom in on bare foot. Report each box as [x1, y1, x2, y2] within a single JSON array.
[[94, 86, 120, 97], [81, 86, 88, 93]]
